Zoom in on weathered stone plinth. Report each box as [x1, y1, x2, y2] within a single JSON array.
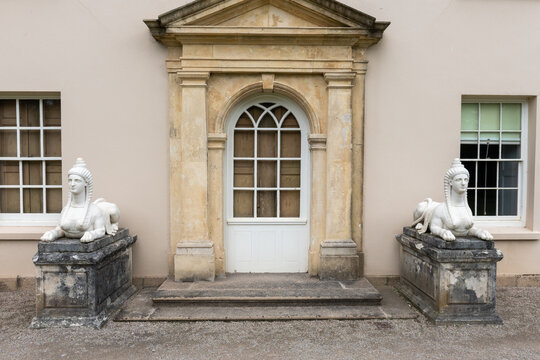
[[396, 227, 503, 324], [319, 239, 359, 280], [31, 229, 137, 328], [174, 241, 215, 282]]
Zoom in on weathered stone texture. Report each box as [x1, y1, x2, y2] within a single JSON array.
[[31, 229, 137, 328], [396, 227, 503, 324]]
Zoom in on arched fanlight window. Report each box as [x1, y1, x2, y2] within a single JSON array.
[[232, 102, 301, 218]]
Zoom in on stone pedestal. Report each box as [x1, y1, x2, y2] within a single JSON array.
[[31, 229, 137, 328], [319, 239, 359, 280], [396, 227, 503, 324], [174, 241, 215, 282]]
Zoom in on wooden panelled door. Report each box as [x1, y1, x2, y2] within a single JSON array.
[[225, 96, 309, 273]]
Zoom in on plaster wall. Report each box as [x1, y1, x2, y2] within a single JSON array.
[[0, 0, 539, 278], [349, 0, 540, 276]]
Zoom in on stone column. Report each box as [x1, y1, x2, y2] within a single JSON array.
[[352, 54, 368, 276], [308, 134, 326, 276], [167, 47, 182, 276], [207, 133, 226, 276], [174, 71, 215, 281], [320, 72, 359, 280]]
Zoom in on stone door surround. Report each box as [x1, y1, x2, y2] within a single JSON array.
[[145, 0, 388, 280]]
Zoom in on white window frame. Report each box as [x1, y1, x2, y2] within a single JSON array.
[[225, 94, 310, 225], [461, 99, 527, 228], [0, 94, 62, 226]]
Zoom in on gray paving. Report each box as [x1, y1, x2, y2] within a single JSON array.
[[0, 286, 539, 360]]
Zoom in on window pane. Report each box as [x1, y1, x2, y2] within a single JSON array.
[[46, 161, 62, 185], [280, 160, 300, 188], [234, 190, 253, 217], [461, 103, 479, 130], [233, 160, 253, 187], [234, 131, 254, 157], [247, 106, 263, 124], [0, 189, 20, 213], [46, 188, 62, 213], [499, 161, 518, 188], [479, 132, 499, 142], [462, 161, 476, 186], [281, 113, 299, 128], [257, 191, 276, 217], [502, 103, 521, 130], [43, 99, 61, 127], [23, 188, 43, 213], [280, 191, 300, 217], [502, 144, 520, 159], [0, 161, 19, 185], [259, 113, 277, 128], [235, 112, 254, 128], [19, 100, 40, 127], [44, 130, 61, 157], [20, 130, 41, 157], [257, 131, 277, 157], [477, 189, 496, 216], [460, 144, 477, 159], [460, 132, 477, 141], [22, 161, 42, 185], [272, 106, 288, 123], [467, 189, 476, 216], [257, 161, 276, 187], [480, 103, 500, 130], [281, 132, 301, 158], [0, 130, 17, 157], [479, 143, 499, 159], [0, 100, 16, 126], [502, 132, 521, 142], [477, 161, 497, 187], [498, 189, 518, 216]]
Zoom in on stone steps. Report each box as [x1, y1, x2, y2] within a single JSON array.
[[152, 274, 382, 307]]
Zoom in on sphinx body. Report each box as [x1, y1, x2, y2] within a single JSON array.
[[412, 159, 493, 241], [40, 158, 120, 243]]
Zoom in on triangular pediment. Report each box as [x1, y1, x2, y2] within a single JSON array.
[[144, 0, 389, 47], [158, 0, 377, 28]]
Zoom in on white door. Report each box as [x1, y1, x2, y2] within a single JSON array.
[[225, 95, 310, 273]]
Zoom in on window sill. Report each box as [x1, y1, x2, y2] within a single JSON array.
[[0, 226, 53, 241], [227, 218, 308, 225], [483, 227, 540, 241]]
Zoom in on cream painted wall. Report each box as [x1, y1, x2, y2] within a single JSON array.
[[0, 0, 189, 277], [343, 0, 540, 276], [1, 0, 539, 278]]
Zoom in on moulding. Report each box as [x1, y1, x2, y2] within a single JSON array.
[[208, 133, 227, 150], [308, 134, 327, 150]]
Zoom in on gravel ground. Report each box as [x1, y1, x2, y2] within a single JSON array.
[[0, 287, 539, 360]]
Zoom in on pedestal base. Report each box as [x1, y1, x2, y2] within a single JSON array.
[[319, 239, 359, 280], [31, 229, 137, 329], [396, 227, 503, 325], [174, 241, 215, 282]]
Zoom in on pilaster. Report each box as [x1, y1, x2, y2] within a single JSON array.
[[174, 71, 215, 281], [308, 134, 326, 276], [320, 72, 359, 280], [207, 133, 227, 276]]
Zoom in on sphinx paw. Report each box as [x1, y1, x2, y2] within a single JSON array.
[[441, 230, 455, 241]]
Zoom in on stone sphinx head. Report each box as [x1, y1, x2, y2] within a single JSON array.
[[63, 158, 94, 230]]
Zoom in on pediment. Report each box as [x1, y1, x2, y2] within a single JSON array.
[[144, 0, 389, 46]]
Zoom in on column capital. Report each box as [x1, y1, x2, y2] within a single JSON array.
[[324, 72, 356, 89], [208, 133, 227, 150], [308, 134, 327, 151], [176, 71, 210, 87]]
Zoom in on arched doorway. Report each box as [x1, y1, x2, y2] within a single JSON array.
[[225, 95, 310, 273]]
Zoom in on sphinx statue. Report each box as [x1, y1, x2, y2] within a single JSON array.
[[412, 158, 493, 241], [40, 158, 120, 243]]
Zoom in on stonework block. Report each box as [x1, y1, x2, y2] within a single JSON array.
[[319, 239, 359, 280], [31, 229, 137, 328], [175, 241, 215, 282], [396, 227, 503, 324]]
